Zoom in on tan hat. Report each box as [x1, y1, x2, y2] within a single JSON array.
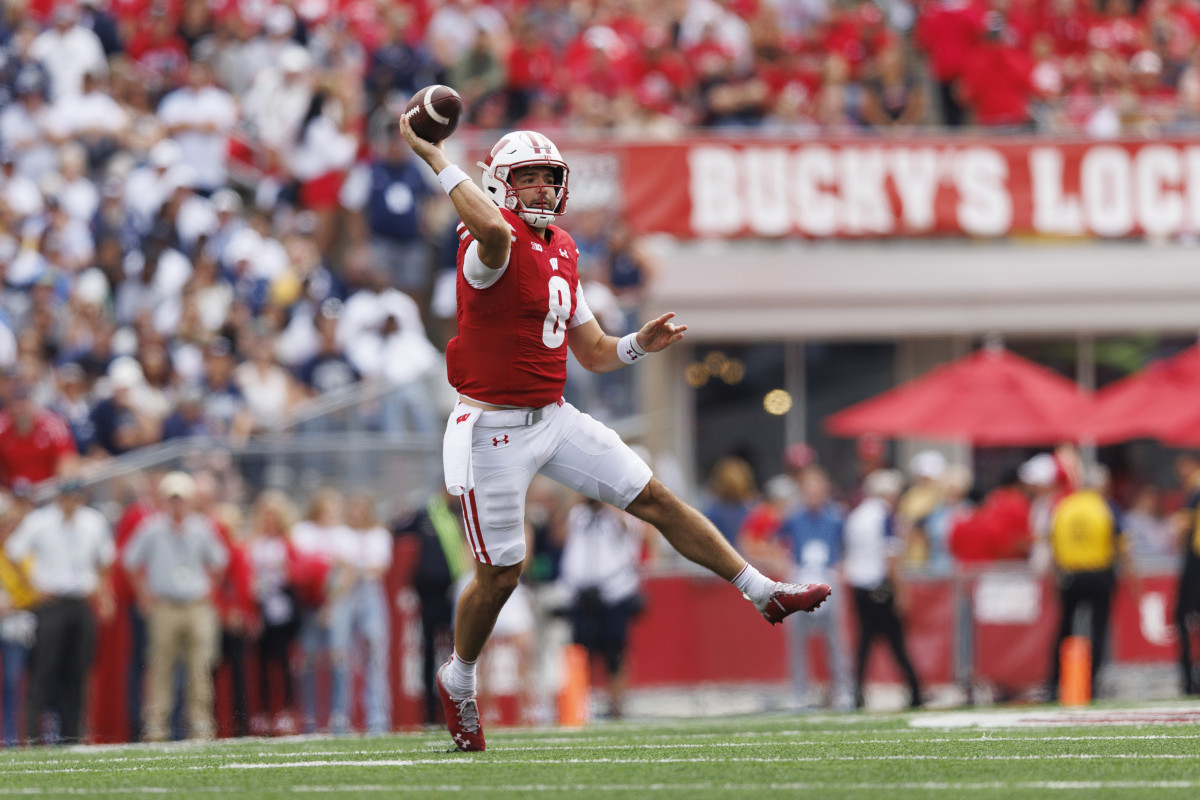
[[159, 471, 196, 500]]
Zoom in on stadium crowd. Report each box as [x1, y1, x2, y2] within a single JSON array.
[[0, 0, 1199, 743], [0, 0, 1196, 487]]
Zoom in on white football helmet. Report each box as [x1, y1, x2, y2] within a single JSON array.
[[477, 131, 569, 229]]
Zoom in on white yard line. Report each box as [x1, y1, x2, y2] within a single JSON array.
[[1, 781, 1199, 795]]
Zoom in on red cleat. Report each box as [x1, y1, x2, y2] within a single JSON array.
[[755, 582, 832, 625], [436, 662, 486, 752]]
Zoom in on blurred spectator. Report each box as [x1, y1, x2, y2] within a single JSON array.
[[1123, 485, 1174, 566], [125, 5, 189, 95], [338, 257, 439, 434], [365, 7, 438, 113], [559, 495, 652, 719], [860, 43, 928, 127], [1172, 452, 1200, 696], [288, 86, 357, 253], [289, 487, 345, 734], [843, 468, 922, 709], [52, 71, 128, 170], [393, 487, 473, 726], [506, 17, 558, 122], [425, 0, 510, 74], [702, 454, 758, 543], [29, 3, 106, 101], [157, 60, 238, 195], [602, 221, 657, 322], [78, 0, 122, 58], [247, 490, 301, 737], [233, 329, 303, 434], [778, 466, 852, 711], [111, 470, 161, 741], [950, 464, 1038, 564], [48, 361, 96, 454], [339, 117, 437, 314], [5, 479, 114, 744], [0, 380, 78, 487], [295, 299, 360, 397], [448, 26, 507, 114], [196, 471, 255, 738], [739, 474, 801, 578], [88, 355, 162, 456], [0, 491, 34, 747], [327, 493, 392, 734], [1045, 464, 1133, 700], [958, 14, 1035, 127], [921, 464, 974, 575], [897, 449, 946, 565], [198, 335, 254, 443], [0, 68, 58, 181], [122, 471, 228, 741], [915, 0, 985, 126]]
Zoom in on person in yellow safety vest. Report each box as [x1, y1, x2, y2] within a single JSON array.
[[1171, 452, 1200, 696], [1045, 464, 1137, 701]]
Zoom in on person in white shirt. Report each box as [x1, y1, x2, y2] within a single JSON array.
[[0, 70, 60, 181], [842, 469, 922, 710], [123, 138, 182, 236], [559, 495, 652, 719], [29, 4, 107, 102], [46, 72, 129, 167], [4, 479, 115, 743], [326, 493, 393, 734], [157, 61, 238, 194], [289, 488, 347, 733]]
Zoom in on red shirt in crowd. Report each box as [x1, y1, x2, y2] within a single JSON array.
[[950, 486, 1033, 562], [959, 40, 1035, 125], [212, 520, 257, 627], [113, 497, 158, 606], [915, 0, 987, 83], [0, 409, 75, 487]]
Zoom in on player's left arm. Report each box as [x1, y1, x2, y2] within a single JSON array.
[[568, 312, 688, 374]]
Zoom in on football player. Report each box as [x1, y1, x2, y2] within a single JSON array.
[[400, 119, 832, 752]]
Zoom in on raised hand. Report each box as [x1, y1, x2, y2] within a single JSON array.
[[398, 115, 447, 168], [637, 312, 688, 353]]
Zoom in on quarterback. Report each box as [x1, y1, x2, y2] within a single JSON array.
[[400, 119, 831, 752]]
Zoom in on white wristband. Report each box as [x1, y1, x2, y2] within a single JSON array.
[[618, 332, 648, 365], [438, 164, 471, 196]]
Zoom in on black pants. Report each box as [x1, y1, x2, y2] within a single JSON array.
[[257, 621, 297, 715], [419, 590, 454, 725], [937, 80, 965, 127], [852, 586, 921, 707], [1047, 569, 1114, 696], [28, 597, 95, 744], [217, 630, 248, 737], [1175, 565, 1200, 694]]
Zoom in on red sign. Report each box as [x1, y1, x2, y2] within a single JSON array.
[[545, 137, 1200, 239]]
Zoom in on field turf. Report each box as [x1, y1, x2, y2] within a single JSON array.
[[2, 704, 1199, 799]]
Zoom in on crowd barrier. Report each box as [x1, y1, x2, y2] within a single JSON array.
[[70, 556, 1186, 742]]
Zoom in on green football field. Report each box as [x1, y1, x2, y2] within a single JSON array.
[[2, 704, 1199, 799]]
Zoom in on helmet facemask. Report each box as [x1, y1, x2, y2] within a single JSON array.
[[503, 164, 568, 229], [478, 131, 571, 229]]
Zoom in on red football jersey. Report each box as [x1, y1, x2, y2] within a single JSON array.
[[447, 207, 582, 408]]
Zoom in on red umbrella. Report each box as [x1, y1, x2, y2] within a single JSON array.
[[1084, 345, 1200, 445], [824, 347, 1089, 445]]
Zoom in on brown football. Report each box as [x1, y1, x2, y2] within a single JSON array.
[[403, 85, 464, 143]]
